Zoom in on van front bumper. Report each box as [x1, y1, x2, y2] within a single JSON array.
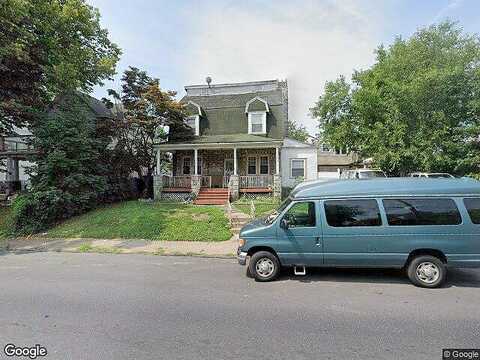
[[237, 249, 248, 266]]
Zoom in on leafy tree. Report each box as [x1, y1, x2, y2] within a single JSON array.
[[109, 67, 192, 196], [0, 0, 121, 133], [287, 120, 311, 143], [311, 22, 480, 176], [11, 92, 123, 233]]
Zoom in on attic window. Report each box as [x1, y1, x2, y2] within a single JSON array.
[[248, 112, 266, 134], [185, 115, 199, 136]]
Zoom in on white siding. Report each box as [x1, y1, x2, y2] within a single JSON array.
[[281, 141, 317, 188]]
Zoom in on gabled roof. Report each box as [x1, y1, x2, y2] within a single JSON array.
[[245, 97, 269, 113], [181, 90, 283, 110], [185, 101, 204, 116], [176, 79, 287, 139], [79, 93, 114, 119]]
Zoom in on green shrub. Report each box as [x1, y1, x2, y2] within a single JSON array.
[[11, 190, 95, 234]]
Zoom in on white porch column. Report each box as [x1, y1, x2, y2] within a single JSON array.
[[194, 148, 198, 175], [233, 147, 237, 175], [156, 149, 161, 175], [275, 147, 280, 175]]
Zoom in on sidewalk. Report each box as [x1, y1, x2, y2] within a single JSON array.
[[7, 236, 239, 257]]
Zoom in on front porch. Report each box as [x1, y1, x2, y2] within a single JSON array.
[[154, 141, 282, 202]]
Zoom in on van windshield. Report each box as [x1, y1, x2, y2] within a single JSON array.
[[265, 198, 292, 224]]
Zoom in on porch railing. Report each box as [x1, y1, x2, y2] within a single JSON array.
[[162, 176, 191, 188], [239, 175, 273, 189]]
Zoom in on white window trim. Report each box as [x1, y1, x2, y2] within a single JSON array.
[[186, 115, 200, 136], [245, 97, 270, 113], [247, 156, 258, 175], [248, 111, 267, 135], [259, 155, 270, 175], [182, 156, 191, 175], [290, 158, 306, 179]]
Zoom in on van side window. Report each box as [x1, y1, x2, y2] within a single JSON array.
[[383, 198, 461, 226], [324, 199, 381, 227], [283, 202, 316, 227], [464, 198, 480, 224]]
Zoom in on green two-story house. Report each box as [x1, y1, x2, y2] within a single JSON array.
[[153, 79, 317, 204]]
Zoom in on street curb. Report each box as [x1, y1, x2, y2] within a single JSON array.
[[5, 247, 236, 259]]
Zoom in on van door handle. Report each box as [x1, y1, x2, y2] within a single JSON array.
[[315, 237, 321, 246]]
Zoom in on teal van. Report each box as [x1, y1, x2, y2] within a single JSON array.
[[237, 178, 480, 287]]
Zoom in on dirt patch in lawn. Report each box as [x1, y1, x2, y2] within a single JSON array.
[[192, 213, 210, 221]]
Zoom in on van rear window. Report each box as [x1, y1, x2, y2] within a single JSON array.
[[463, 198, 480, 224], [324, 199, 381, 227], [383, 198, 461, 226]]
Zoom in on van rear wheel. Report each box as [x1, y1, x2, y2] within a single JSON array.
[[249, 251, 280, 282], [407, 255, 446, 288]]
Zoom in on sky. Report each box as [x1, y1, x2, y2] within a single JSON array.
[[89, 0, 480, 135]]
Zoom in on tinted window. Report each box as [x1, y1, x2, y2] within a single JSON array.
[[383, 198, 461, 226], [324, 199, 381, 227], [283, 202, 316, 227], [464, 198, 480, 224]]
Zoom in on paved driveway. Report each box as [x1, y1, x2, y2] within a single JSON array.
[[1, 252, 479, 360]]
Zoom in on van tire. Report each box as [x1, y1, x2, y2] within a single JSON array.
[[407, 255, 446, 288], [249, 251, 280, 282]]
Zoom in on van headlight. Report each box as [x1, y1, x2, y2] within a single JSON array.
[[238, 238, 247, 247]]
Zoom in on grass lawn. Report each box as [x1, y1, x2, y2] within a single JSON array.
[[0, 206, 13, 241], [233, 199, 280, 217], [45, 201, 232, 242]]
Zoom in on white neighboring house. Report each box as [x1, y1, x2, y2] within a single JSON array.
[[0, 126, 35, 193], [281, 138, 318, 188]]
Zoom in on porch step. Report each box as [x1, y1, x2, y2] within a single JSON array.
[[196, 194, 229, 200], [199, 189, 228, 193], [194, 188, 229, 205], [194, 199, 228, 205]]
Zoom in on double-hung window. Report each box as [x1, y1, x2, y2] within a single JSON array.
[[291, 159, 305, 178], [259, 156, 269, 175], [248, 112, 266, 134], [247, 157, 257, 175], [185, 115, 199, 136]]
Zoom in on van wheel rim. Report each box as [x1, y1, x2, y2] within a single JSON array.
[[416, 262, 440, 284], [256, 258, 275, 278]]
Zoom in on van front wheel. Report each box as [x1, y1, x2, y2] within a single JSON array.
[[249, 251, 280, 282], [407, 255, 446, 288]]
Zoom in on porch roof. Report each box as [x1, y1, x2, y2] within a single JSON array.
[[155, 134, 282, 150]]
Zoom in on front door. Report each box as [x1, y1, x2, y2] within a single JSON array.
[[223, 159, 234, 187], [276, 201, 323, 266], [224, 159, 234, 176]]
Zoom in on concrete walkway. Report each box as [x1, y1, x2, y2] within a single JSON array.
[[7, 236, 238, 257]]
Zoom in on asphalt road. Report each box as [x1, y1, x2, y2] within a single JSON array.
[[1, 252, 479, 360]]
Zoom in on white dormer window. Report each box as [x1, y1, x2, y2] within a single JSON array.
[[248, 111, 266, 134], [185, 115, 200, 136]]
